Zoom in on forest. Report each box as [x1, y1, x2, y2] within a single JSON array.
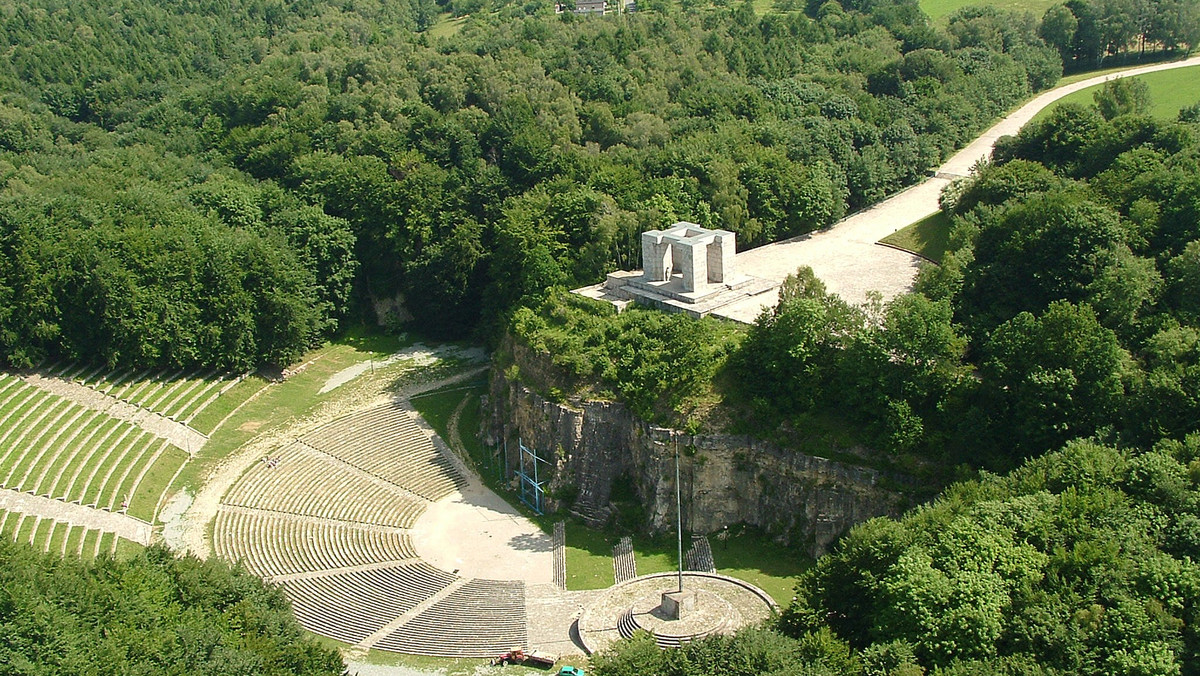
[[591, 435, 1200, 675], [518, 72, 1200, 676], [0, 0, 1192, 370], [520, 77, 1200, 475], [1, 0, 1199, 672], [0, 539, 344, 675]]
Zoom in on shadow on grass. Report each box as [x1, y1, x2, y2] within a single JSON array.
[[334, 325, 415, 356], [714, 527, 812, 576]]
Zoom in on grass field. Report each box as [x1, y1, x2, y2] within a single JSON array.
[[1034, 65, 1200, 122], [920, 0, 1057, 21], [879, 210, 952, 264], [427, 12, 467, 38]]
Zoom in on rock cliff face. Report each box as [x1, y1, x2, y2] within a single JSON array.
[[487, 345, 912, 557]]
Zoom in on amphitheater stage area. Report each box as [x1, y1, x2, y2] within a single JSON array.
[[411, 478, 554, 584], [578, 572, 777, 654], [212, 399, 586, 658], [210, 394, 778, 660]]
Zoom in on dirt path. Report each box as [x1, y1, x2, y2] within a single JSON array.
[[713, 55, 1200, 322], [0, 488, 152, 544], [320, 345, 486, 395]]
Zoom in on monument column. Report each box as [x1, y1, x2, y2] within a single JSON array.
[[675, 240, 708, 293], [642, 232, 671, 282]]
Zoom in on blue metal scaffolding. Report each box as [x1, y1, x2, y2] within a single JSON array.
[[516, 437, 548, 515]]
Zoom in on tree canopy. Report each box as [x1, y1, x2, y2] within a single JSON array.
[[0, 0, 1124, 370], [0, 540, 345, 676]]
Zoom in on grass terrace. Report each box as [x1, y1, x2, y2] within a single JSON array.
[[879, 210, 952, 264], [0, 374, 188, 521], [0, 511, 141, 561], [1034, 64, 1200, 122]]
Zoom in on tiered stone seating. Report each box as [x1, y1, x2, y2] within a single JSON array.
[[0, 376, 171, 516], [209, 400, 540, 657], [220, 441, 427, 528], [374, 579, 528, 657], [282, 563, 456, 645], [0, 509, 135, 560], [301, 403, 465, 501], [0, 395, 76, 481], [613, 535, 637, 583], [0, 387, 58, 470], [213, 507, 418, 579], [68, 365, 230, 423]]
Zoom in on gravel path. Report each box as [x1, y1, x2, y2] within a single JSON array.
[[713, 55, 1200, 322], [0, 487, 153, 544], [319, 345, 487, 395]]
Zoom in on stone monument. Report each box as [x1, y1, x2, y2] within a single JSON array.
[[661, 589, 696, 620], [641, 223, 735, 292], [573, 222, 778, 319]]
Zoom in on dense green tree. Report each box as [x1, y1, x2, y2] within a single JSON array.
[[0, 540, 345, 676], [0, 0, 1080, 366], [980, 301, 1126, 460], [1092, 76, 1152, 120], [1040, 4, 1079, 63]]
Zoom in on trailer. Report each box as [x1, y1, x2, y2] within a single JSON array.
[[490, 648, 558, 667]]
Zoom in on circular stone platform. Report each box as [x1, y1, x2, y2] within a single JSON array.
[[577, 572, 777, 654]]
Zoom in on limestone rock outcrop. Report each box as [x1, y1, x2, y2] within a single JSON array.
[[486, 346, 912, 557]]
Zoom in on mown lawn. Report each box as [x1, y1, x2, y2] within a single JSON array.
[[920, 0, 1058, 21], [879, 210, 952, 264], [426, 12, 467, 38], [1034, 64, 1200, 122], [712, 527, 812, 606]]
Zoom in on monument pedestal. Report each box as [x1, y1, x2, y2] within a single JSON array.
[[661, 590, 696, 620]]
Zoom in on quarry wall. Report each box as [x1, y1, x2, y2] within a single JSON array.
[[486, 343, 913, 557]]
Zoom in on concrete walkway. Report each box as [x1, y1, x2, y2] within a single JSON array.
[[713, 55, 1200, 322], [0, 487, 153, 544]]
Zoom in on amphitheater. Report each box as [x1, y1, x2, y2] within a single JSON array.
[[212, 400, 549, 657], [0, 356, 776, 660], [208, 397, 775, 658]]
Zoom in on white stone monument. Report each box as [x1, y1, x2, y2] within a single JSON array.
[[572, 221, 777, 319], [641, 223, 736, 293]]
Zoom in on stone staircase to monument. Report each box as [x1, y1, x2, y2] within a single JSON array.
[[684, 535, 715, 573], [613, 535, 636, 583]]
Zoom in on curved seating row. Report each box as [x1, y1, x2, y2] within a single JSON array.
[[300, 403, 464, 501], [281, 562, 457, 645], [213, 507, 418, 578], [0, 511, 119, 561], [214, 400, 533, 657], [374, 578, 528, 657], [0, 377, 170, 514], [220, 441, 427, 528]]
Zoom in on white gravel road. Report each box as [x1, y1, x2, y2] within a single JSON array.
[[713, 55, 1200, 322]]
